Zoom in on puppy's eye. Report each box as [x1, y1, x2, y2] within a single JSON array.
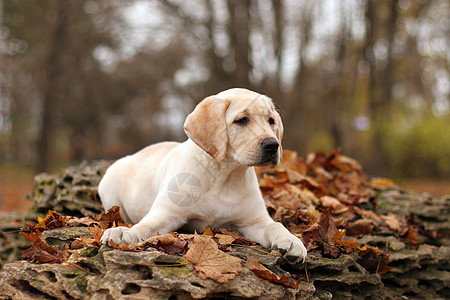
[[268, 117, 275, 125], [234, 117, 249, 126]]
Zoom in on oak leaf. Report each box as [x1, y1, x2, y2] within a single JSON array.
[[183, 234, 242, 283]]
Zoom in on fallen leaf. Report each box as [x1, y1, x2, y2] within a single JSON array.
[[65, 216, 97, 227], [25, 210, 65, 233], [93, 206, 131, 229], [246, 255, 301, 288], [202, 227, 214, 236], [406, 227, 419, 245], [381, 213, 403, 233], [214, 234, 235, 245], [66, 249, 81, 264], [88, 226, 104, 242], [20, 231, 57, 255], [286, 169, 319, 188], [246, 255, 280, 282], [145, 233, 179, 245], [22, 244, 63, 264], [307, 204, 321, 223], [333, 229, 359, 252], [320, 196, 348, 214], [333, 154, 362, 173], [354, 207, 382, 223], [78, 236, 100, 248], [183, 234, 242, 283], [370, 178, 395, 187], [215, 229, 256, 245], [286, 185, 319, 205], [70, 239, 84, 250], [279, 150, 308, 175], [346, 219, 374, 237], [302, 209, 342, 257], [301, 223, 320, 250], [357, 244, 392, 274]]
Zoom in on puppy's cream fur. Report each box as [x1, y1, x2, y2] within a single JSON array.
[[99, 88, 307, 260]]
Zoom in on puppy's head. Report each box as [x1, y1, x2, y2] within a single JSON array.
[[184, 88, 283, 166]]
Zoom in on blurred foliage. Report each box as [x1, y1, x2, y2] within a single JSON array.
[[385, 115, 450, 178]]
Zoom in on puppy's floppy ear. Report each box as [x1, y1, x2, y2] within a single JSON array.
[[274, 109, 284, 142], [269, 100, 283, 142], [184, 96, 230, 161]]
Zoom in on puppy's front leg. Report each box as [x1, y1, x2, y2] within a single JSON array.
[[101, 205, 186, 245], [236, 215, 307, 263]]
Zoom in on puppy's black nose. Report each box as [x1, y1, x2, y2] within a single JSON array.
[[261, 138, 279, 155]]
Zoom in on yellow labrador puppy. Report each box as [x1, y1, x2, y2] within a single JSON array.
[[99, 88, 307, 262]]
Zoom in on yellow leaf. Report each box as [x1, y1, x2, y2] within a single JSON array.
[[370, 178, 395, 187]]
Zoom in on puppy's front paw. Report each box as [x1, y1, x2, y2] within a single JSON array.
[[272, 235, 307, 264], [100, 226, 142, 244]]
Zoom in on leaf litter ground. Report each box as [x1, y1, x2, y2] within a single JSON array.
[[19, 149, 442, 287]]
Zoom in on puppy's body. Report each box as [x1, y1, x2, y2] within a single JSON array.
[[99, 88, 307, 261], [99, 142, 179, 224]]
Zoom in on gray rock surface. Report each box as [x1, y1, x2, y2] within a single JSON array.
[[0, 161, 449, 299]]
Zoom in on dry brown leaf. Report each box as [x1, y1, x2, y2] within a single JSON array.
[[35, 211, 66, 231], [346, 219, 374, 237], [381, 213, 402, 233], [145, 233, 179, 245], [70, 239, 84, 250], [65, 216, 96, 227], [22, 244, 63, 264], [183, 234, 242, 283], [286, 185, 319, 205], [320, 196, 348, 214], [286, 169, 319, 187], [354, 207, 382, 223], [66, 249, 81, 264], [279, 150, 308, 175], [246, 255, 280, 282], [178, 233, 196, 240], [214, 234, 235, 245], [78, 236, 99, 248], [308, 205, 321, 223], [333, 229, 359, 252], [357, 244, 392, 274], [20, 231, 57, 255], [215, 229, 256, 245], [93, 206, 131, 229], [88, 226, 104, 242], [246, 256, 301, 289], [334, 154, 362, 173], [406, 227, 419, 245]]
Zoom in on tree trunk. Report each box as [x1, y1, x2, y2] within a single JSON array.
[[37, 0, 69, 172], [365, 0, 398, 175], [227, 0, 251, 88]]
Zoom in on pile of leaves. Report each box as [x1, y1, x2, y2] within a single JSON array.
[[256, 150, 429, 270], [18, 149, 447, 289], [20, 208, 303, 288]]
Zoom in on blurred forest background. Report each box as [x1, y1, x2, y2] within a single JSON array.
[[0, 0, 449, 211]]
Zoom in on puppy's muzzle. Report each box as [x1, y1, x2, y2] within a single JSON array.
[[260, 138, 279, 165]]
